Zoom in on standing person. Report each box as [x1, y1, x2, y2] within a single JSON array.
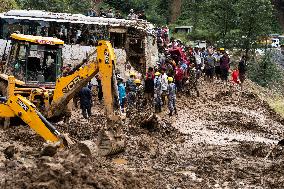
[[134, 79, 144, 110], [79, 86, 92, 119], [99, 8, 107, 17], [154, 72, 162, 113], [220, 52, 230, 83], [160, 68, 168, 106], [167, 77, 177, 116], [126, 72, 136, 109], [95, 75, 103, 104], [138, 10, 147, 20], [115, 11, 123, 19], [117, 76, 126, 113], [144, 67, 155, 104], [128, 9, 137, 20], [214, 50, 222, 80], [238, 55, 247, 91], [204, 53, 215, 82], [106, 8, 114, 18], [175, 64, 183, 92]]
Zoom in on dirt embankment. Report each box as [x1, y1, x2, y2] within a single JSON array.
[[1, 80, 284, 188]]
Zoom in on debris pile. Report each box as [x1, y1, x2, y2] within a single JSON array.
[[1, 81, 284, 188]]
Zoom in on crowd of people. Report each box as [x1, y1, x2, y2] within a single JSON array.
[[112, 38, 248, 117], [73, 34, 248, 119]]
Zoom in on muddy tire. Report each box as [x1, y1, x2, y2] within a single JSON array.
[[0, 79, 7, 97]]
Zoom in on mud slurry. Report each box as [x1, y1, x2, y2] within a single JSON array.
[[1, 81, 284, 188]]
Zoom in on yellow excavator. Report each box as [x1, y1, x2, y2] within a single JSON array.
[[0, 34, 123, 155]]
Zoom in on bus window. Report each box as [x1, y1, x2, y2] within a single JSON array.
[[110, 32, 126, 48]]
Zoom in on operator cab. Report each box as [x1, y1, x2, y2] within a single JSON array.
[[5, 33, 64, 86]]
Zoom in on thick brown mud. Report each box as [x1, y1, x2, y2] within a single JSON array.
[[1, 81, 284, 188]]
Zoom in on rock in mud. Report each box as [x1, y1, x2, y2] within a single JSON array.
[[4, 145, 16, 159], [78, 140, 98, 157], [40, 142, 60, 157]]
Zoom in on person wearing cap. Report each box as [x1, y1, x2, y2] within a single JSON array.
[[154, 72, 162, 113], [117, 76, 126, 113], [167, 77, 177, 116], [134, 79, 144, 110], [126, 72, 137, 109]]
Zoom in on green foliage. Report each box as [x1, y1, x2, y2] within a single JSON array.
[[248, 51, 283, 88], [104, 0, 169, 25], [16, 0, 93, 13], [0, 0, 18, 12], [236, 0, 274, 53]]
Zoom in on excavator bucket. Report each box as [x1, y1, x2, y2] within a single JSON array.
[[97, 127, 125, 156], [61, 133, 75, 147]]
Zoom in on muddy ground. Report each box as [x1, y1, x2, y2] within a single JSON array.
[[1, 80, 284, 189]]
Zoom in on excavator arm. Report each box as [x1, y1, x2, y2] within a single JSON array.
[[49, 40, 117, 119], [0, 77, 63, 144]]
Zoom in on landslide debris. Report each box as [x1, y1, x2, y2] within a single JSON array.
[[1, 81, 284, 188]]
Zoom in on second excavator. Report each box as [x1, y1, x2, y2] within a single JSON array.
[[0, 33, 124, 155]]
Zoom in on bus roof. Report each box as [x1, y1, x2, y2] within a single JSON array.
[[10, 33, 64, 45], [1, 10, 155, 32]]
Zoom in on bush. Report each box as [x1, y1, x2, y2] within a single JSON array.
[[248, 51, 284, 89]]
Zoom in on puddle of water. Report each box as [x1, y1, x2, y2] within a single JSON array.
[[112, 158, 128, 165]]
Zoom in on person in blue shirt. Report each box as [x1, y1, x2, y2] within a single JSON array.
[[117, 76, 126, 113]]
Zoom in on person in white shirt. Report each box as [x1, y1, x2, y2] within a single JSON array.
[[128, 9, 138, 20], [160, 68, 168, 106]]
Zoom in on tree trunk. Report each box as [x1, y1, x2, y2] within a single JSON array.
[[170, 0, 182, 23]]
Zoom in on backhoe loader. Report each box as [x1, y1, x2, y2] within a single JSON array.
[[0, 34, 124, 155]]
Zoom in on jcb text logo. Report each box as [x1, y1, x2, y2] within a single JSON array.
[[17, 99, 29, 112], [62, 76, 81, 93]]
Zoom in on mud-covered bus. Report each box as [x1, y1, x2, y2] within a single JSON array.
[[0, 10, 158, 76]]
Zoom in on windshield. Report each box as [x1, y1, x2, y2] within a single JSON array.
[[7, 41, 62, 83]]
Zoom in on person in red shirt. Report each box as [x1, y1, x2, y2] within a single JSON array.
[[232, 69, 240, 84], [175, 64, 184, 92], [144, 67, 155, 104]]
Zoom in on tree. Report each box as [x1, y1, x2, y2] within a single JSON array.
[[205, 0, 239, 47], [236, 0, 274, 55], [0, 0, 18, 12], [18, 0, 93, 14]]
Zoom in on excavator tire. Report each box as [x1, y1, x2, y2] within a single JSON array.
[[0, 79, 8, 126], [0, 79, 7, 97], [97, 129, 125, 156]]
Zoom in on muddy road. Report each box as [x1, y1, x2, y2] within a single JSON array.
[[1, 81, 284, 189]]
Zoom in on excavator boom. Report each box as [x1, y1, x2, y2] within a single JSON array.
[[49, 40, 117, 118], [0, 77, 62, 143]]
